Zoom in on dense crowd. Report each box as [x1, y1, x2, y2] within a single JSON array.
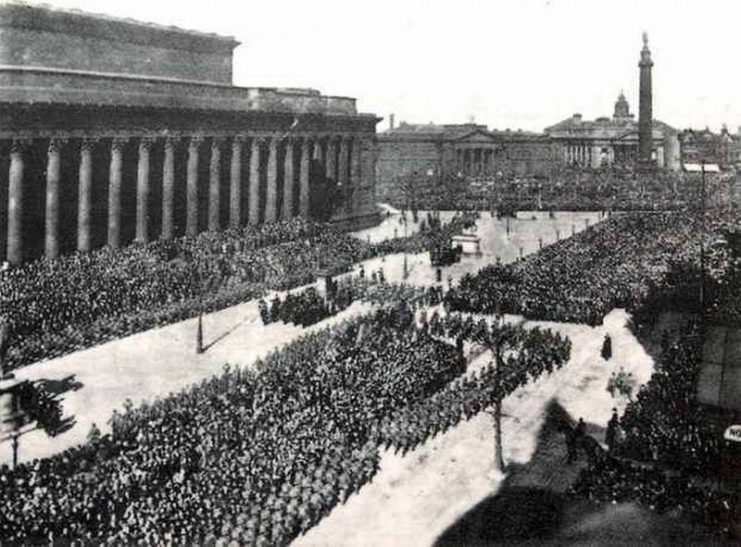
[[376, 312, 572, 451], [0, 309, 462, 544], [617, 323, 724, 473], [573, 458, 738, 538], [0, 213, 477, 371], [446, 211, 730, 324], [0, 292, 578, 544], [572, 321, 739, 538], [385, 169, 737, 213]]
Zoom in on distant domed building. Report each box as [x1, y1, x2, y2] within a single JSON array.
[[545, 91, 680, 170], [545, 35, 680, 171]]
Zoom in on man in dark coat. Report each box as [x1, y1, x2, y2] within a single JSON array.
[[601, 333, 612, 361], [605, 408, 619, 452]]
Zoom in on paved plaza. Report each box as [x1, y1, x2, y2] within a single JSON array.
[[2, 210, 601, 468]]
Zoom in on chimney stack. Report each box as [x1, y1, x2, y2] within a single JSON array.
[[389, 114, 395, 130]]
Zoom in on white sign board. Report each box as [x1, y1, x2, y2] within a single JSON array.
[[724, 424, 741, 442]]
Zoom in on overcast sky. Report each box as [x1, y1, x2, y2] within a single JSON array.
[[24, 0, 741, 133]]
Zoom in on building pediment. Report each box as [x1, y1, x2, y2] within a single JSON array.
[[455, 130, 498, 143]]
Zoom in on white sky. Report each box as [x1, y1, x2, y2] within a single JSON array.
[[23, 0, 741, 133]]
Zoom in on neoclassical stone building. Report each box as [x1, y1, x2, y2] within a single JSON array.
[[376, 122, 555, 203], [0, 4, 379, 265]]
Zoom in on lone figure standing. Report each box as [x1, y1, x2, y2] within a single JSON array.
[[601, 333, 612, 361]]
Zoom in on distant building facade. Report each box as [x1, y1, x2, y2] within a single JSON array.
[[0, 4, 380, 265], [377, 35, 691, 204], [544, 91, 680, 171], [678, 127, 737, 169], [376, 123, 554, 203]]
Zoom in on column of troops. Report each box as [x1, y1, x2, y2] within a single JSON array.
[[2, 132, 368, 265]]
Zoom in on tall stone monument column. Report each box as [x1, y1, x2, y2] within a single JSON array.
[[638, 32, 653, 169]]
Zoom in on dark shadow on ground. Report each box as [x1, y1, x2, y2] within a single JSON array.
[[202, 322, 244, 352], [435, 399, 720, 546], [435, 400, 579, 546], [50, 416, 76, 437]]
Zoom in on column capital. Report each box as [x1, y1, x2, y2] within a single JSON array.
[[111, 136, 129, 151], [11, 138, 32, 153], [48, 137, 68, 153], [211, 137, 225, 150], [80, 137, 98, 152], [138, 136, 156, 151], [163, 136, 180, 150], [188, 135, 204, 148]]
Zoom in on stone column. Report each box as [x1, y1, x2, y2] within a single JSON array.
[[44, 138, 63, 259], [264, 136, 278, 223], [161, 137, 176, 240], [107, 137, 126, 249], [281, 139, 294, 220], [325, 136, 337, 183], [299, 138, 311, 218], [337, 137, 352, 209], [350, 136, 362, 212], [77, 139, 94, 252], [208, 138, 222, 232], [229, 136, 243, 228], [6, 139, 27, 265], [248, 137, 261, 225], [186, 136, 201, 237], [135, 137, 153, 243], [312, 138, 323, 162]]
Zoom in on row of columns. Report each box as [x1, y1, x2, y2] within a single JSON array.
[[4, 133, 367, 265], [455, 147, 499, 177], [563, 142, 595, 166]]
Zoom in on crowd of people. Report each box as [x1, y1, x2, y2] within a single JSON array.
[[0, 212, 478, 371], [376, 312, 572, 451], [446, 212, 721, 324], [572, 321, 739, 539], [386, 169, 737, 213], [258, 288, 341, 328], [0, 308, 464, 544], [572, 457, 738, 539], [617, 322, 726, 473]]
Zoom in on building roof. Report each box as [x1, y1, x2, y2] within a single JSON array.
[[0, 2, 239, 53], [380, 123, 548, 142], [545, 113, 677, 140]]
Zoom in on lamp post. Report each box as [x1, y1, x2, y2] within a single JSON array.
[[195, 266, 208, 355], [402, 213, 409, 280]]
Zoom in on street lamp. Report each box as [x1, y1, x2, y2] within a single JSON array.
[[402, 214, 409, 280]]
